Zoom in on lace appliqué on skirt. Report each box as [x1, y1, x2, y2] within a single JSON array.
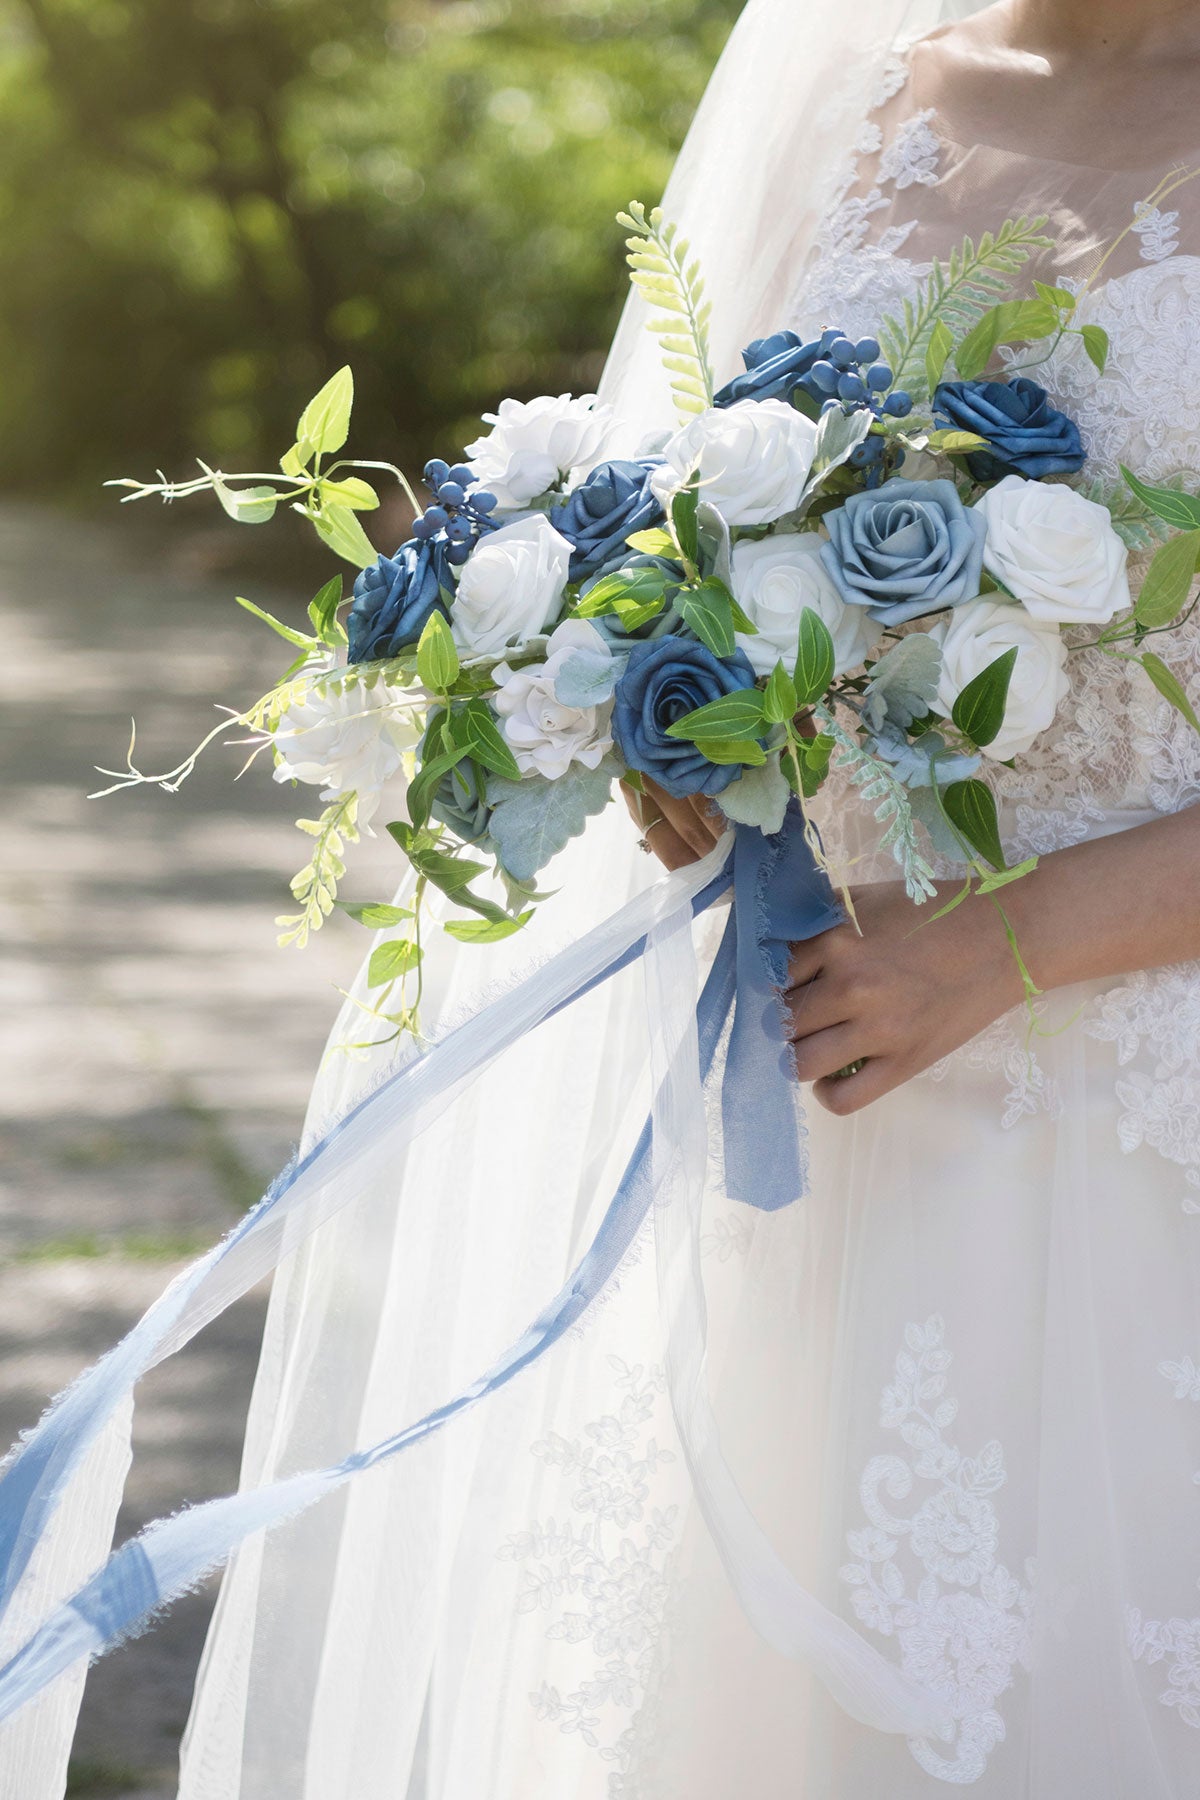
[[841, 1318, 1034, 1785], [1127, 1359, 1200, 1727]]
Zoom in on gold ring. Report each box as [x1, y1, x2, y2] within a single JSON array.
[[832, 1058, 867, 1080]]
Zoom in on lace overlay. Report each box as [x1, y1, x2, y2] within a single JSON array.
[[1127, 1358, 1200, 1728], [789, 71, 1200, 1196], [841, 1318, 1035, 1784]]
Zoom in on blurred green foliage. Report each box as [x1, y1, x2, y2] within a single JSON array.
[[0, 0, 738, 498]]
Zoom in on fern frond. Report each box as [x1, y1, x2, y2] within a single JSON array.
[[1076, 474, 1175, 553], [618, 202, 715, 421], [277, 792, 360, 948], [815, 709, 937, 903], [879, 216, 1054, 401]]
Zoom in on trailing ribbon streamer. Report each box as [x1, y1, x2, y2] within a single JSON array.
[[0, 808, 942, 1740]]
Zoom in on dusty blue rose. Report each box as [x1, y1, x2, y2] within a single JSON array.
[[430, 756, 493, 850], [933, 377, 1085, 482], [347, 538, 451, 663], [714, 329, 831, 408], [613, 637, 758, 798], [821, 477, 987, 626], [552, 459, 664, 582], [583, 554, 688, 655]]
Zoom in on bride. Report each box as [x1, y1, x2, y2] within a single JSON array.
[[7, 0, 1200, 1794]]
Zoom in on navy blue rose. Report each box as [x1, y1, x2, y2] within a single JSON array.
[[821, 477, 987, 626], [347, 538, 451, 663], [552, 459, 665, 582], [933, 377, 1085, 482], [714, 329, 827, 408], [613, 637, 758, 798]]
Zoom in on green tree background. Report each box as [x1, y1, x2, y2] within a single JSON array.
[[0, 0, 739, 505]]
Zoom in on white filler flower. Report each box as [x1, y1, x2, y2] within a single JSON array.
[[974, 474, 1131, 627], [450, 514, 572, 660], [271, 675, 421, 826], [650, 399, 817, 527], [465, 394, 614, 508], [731, 530, 881, 678], [493, 619, 615, 780], [932, 597, 1069, 761]]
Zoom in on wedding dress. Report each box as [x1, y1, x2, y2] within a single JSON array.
[[169, 39, 1200, 1800], [5, 4, 1200, 1797]]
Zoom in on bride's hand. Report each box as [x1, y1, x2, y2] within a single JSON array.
[[783, 880, 1024, 1117], [621, 775, 725, 871]]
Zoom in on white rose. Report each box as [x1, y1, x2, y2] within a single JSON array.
[[931, 598, 1069, 761], [271, 674, 421, 827], [451, 514, 572, 660], [493, 620, 614, 780], [974, 474, 1131, 626], [731, 531, 881, 678], [650, 400, 817, 527], [465, 394, 613, 508]]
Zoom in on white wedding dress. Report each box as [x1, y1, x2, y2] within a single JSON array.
[[174, 33, 1200, 1800]]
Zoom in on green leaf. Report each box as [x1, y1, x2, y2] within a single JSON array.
[[672, 480, 700, 567], [416, 610, 460, 692], [312, 502, 377, 568], [443, 910, 534, 944], [1135, 530, 1200, 629], [319, 475, 379, 512], [280, 442, 312, 478], [575, 565, 669, 619], [405, 742, 468, 833], [1121, 465, 1200, 531], [793, 607, 836, 707], [926, 429, 990, 455], [678, 578, 737, 657], [1080, 324, 1109, 375], [213, 479, 279, 524], [401, 842, 490, 895], [307, 576, 345, 647], [925, 318, 955, 393], [976, 856, 1039, 894], [336, 901, 414, 929], [451, 696, 521, 779], [236, 595, 319, 651], [942, 778, 1006, 870], [1034, 280, 1077, 312], [691, 735, 767, 767], [367, 937, 422, 989], [1141, 651, 1200, 736], [665, 688, 766, 741], [625, 527, 676, 556], [955, 298, 1060, 381], [763, 660, 799, 726], [951, 646, 1018, 749], [297, 366, 354, 459]]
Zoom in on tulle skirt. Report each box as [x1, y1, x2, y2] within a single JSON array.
[[178, 801, 1200, 1800]]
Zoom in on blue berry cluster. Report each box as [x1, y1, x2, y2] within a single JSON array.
[[411, 459, 498, 567], [805, 331, 913, 482]]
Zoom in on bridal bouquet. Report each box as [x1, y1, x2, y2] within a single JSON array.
[[106, 203, 1200, 1041]]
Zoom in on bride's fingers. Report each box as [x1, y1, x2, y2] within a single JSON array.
[[685, 793, 726, 845], [640, 779, 716, 861], [812, 1054, 896, 1117], [780, 974, 847, 1042], [789, 1022, 867, 1086]]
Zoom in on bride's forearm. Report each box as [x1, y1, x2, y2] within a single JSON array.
[[997, 802, 1200, 993]]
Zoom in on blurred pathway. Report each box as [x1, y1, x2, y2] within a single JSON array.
[[0, 502, 395, 1796]]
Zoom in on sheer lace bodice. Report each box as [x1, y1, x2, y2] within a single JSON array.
[[789, 58, 1200, 858]]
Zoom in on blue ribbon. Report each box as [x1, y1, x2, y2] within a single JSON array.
[[0, 805, 842, 1718]]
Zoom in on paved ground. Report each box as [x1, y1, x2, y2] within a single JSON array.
[[0, 499, 396, 1796]]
